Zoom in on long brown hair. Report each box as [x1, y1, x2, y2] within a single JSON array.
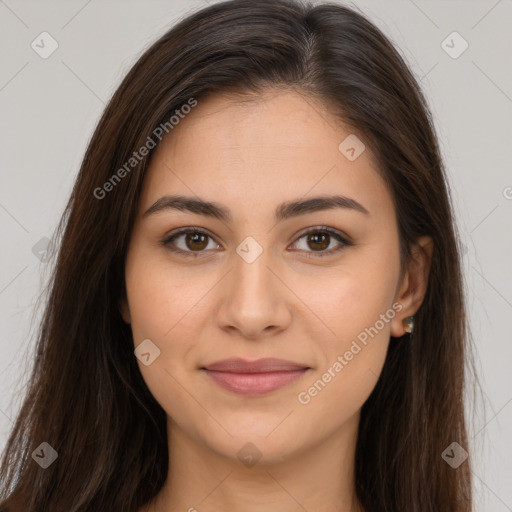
[[0, 0, 474, 510]]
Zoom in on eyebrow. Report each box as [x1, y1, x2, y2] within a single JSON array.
[[143, 193, 370, 221]]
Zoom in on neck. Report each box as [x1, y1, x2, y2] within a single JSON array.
[[145, 412, 363, 512]]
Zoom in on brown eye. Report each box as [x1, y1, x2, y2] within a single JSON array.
[[184, 232, 209, 251], [306, 232, 330, 251], [163, 228, 221, 256], [291, 227, 352, 258], [163, 226, 352, 259]]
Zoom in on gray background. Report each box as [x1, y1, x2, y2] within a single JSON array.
[[1, 0, 511, 509]]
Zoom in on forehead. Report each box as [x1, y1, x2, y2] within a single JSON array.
[[140, 89, 393, 221]]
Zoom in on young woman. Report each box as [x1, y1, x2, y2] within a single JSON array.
[[0, 0, 474, 510]]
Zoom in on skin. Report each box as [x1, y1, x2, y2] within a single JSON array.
[[121, 89, 433, 512]]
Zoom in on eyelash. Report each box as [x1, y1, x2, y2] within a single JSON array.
[[161, 226, 353, 259]]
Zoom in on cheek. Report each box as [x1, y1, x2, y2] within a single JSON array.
[[124, 252, 207, 425], [292, 249, 399, 401], [125, 245, 203, 343], [293, 253, 399, 343], [294, 288, 394, 430]]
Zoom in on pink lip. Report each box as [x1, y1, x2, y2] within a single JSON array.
[[201, 358, 310, 396]]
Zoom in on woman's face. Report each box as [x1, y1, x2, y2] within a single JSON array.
[[121, 89, 422, 466]]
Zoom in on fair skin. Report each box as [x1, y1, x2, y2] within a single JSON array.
[[122, 89, 433, 512]]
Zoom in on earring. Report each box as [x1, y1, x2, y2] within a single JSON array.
[[403, 315, 415, 334]]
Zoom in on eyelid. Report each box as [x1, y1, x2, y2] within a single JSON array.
[[290, 226, 352, 257], [161, 225, 352, 257], [161, 227, 221, 257], [293, 225, 352, 245]]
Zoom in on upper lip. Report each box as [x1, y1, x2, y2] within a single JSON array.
[[201, 358, 310, 373]]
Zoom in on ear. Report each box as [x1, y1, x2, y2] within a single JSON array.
[[390, 235, 434, 337], [119, 293, 131, 324]]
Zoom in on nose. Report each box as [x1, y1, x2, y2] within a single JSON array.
[[215, 245, 292, 340]]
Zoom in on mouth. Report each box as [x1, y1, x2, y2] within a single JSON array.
[[200, 358, 311, 396]]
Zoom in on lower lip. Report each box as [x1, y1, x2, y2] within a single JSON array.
[[202, 369, 309, 395]]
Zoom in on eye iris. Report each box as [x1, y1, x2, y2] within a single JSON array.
[[186, 232, 208, 250], [308, 232, 329, 251]]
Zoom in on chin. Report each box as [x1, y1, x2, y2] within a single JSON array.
[[199, 420, 308, 468]]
